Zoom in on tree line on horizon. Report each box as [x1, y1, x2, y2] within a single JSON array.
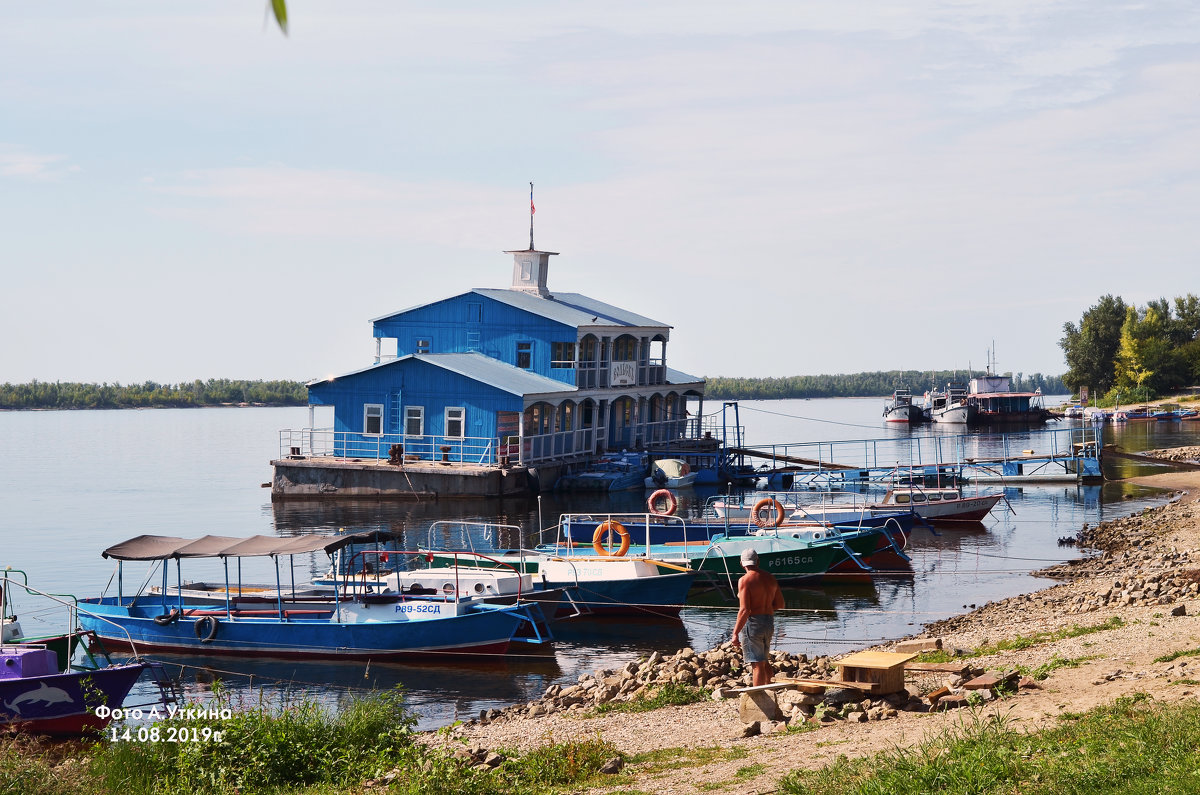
[[703, 370, 1065, 400], [2, 370, 1072, 410], [0, 379, 308, 410], [1060, 294, 1200, 404]]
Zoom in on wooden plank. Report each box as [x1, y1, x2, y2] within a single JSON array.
[[905, 662, 971, 675], [725, 682, 797, 694], [775, 675, 876, 692], [835, 651, 917, 669]]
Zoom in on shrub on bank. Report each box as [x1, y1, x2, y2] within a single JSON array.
[[1, 687, 618, 795], [778, 694, 1200, 795]]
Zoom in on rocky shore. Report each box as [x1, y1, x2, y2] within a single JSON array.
[[423, 464, 1200, 795]]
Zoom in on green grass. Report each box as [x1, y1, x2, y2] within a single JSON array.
[[592, 682, 708, 714], [916, 617, 1126, 663], [0, 688, 619, 795], [623, 745, 748, 776], [779, 694, 1200, 795], [1018, 654, 1101, 682], [1154, 647, 1200, 664]]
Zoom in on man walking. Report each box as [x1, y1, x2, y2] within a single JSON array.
[[731, 548, 784, 686]]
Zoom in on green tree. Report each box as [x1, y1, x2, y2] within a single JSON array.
[[1060, 295, 1127, 394], [1113, 305, 1177, 395]]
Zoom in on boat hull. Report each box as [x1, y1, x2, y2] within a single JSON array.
[[78, 598, 524, 660], [883, 404, 925, 423], [0, 662, 147, 737], [931, 403, 976, 424]]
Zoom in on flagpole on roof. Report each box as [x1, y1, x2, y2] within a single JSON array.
[[529, 181, 535, 250]]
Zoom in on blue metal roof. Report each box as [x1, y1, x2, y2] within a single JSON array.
[[372, 288, 670, 330], [308, 353, 575, 397], [471, 289, 669, 330], [665, 366, 704, 386]]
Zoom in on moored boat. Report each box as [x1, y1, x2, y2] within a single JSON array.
[[644, 459, 696, 489], [78, 534, 543, 660], [883, 389, 925, 423], [545, 512, 913, 583], [555, 451, 648, 492], [2, 571, 168, 736], [926, 382, 976, 424]]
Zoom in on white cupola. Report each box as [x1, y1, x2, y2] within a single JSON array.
[[505, 248, 558, 298]]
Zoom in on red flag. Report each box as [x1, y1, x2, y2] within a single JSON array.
[[531, 200, 535, 215]]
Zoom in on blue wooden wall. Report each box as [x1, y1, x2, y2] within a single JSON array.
[[308, 358, 522, 439], [372, 293, 577, 386]]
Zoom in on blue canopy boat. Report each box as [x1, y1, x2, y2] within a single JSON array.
[[78, 533, 546, 660]]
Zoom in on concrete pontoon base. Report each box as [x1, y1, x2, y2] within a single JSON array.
[[270, 457, 550, 499]]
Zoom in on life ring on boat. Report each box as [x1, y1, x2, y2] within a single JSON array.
[[193, 616, 219, 643], [647, 488, 678, 516], [153, 608, 181, 626], [592, 520, 631, 557], [751, 498, 785, 530]]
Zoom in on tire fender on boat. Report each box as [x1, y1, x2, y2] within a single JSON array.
[[153, 608, 181, 626], [193, 615, 219, 643], [647, 488, 678, 516], [592, 520, 631, 557], [752, 498, 785, 530]]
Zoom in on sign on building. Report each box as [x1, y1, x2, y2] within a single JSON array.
[[610, 361, 636, 387]]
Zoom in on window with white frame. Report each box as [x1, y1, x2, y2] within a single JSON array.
[[551, 341, 575, 368], [445, 407, 465, 438], [364, 404, 384, 436], [404, 406, 424, 436]]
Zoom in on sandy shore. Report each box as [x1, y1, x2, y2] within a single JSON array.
[[427, 461, 1200, 795]]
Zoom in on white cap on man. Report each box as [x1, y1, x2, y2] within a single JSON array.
[[740, 548, 759, 568]]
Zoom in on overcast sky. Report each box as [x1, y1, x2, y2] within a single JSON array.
[[3, 2, 1198, 385]]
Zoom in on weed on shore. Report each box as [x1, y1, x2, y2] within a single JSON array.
[[1, 687, 616, 795], [778, 694, 1200, 795]]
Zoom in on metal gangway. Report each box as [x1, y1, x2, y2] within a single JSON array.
[[727, 425, 1102, 487]]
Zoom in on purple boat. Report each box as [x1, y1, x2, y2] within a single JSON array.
[[0, 646, 148, 736]]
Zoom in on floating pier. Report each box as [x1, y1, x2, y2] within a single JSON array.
[[733, 426, 1102, 488]]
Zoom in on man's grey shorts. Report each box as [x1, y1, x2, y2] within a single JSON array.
[[739, 614, 774, 664]]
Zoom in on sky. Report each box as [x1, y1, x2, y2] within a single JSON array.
[[3, 1, 1199, 385]]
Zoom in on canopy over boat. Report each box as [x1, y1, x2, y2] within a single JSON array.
[[101, 531, 402, 561]]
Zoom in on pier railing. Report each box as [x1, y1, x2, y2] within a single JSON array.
[[278, 430, 500, 467], [278, 414, 720, 468], [734, 425, 1102, 486]]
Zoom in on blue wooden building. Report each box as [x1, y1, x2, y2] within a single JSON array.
[[297, 245, 707, 471]]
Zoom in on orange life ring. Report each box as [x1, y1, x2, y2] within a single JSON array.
[[751, 497, 785, 530], [647, 488, 678, 516], [592, 520, 631, 557]]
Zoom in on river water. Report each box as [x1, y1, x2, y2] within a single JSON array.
[[2, 398, 1197, 728]]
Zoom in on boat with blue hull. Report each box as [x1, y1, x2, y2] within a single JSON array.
[[2, 570, 171, 737], [78, 534, 545, 660], [555, 451, 648, 492]]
